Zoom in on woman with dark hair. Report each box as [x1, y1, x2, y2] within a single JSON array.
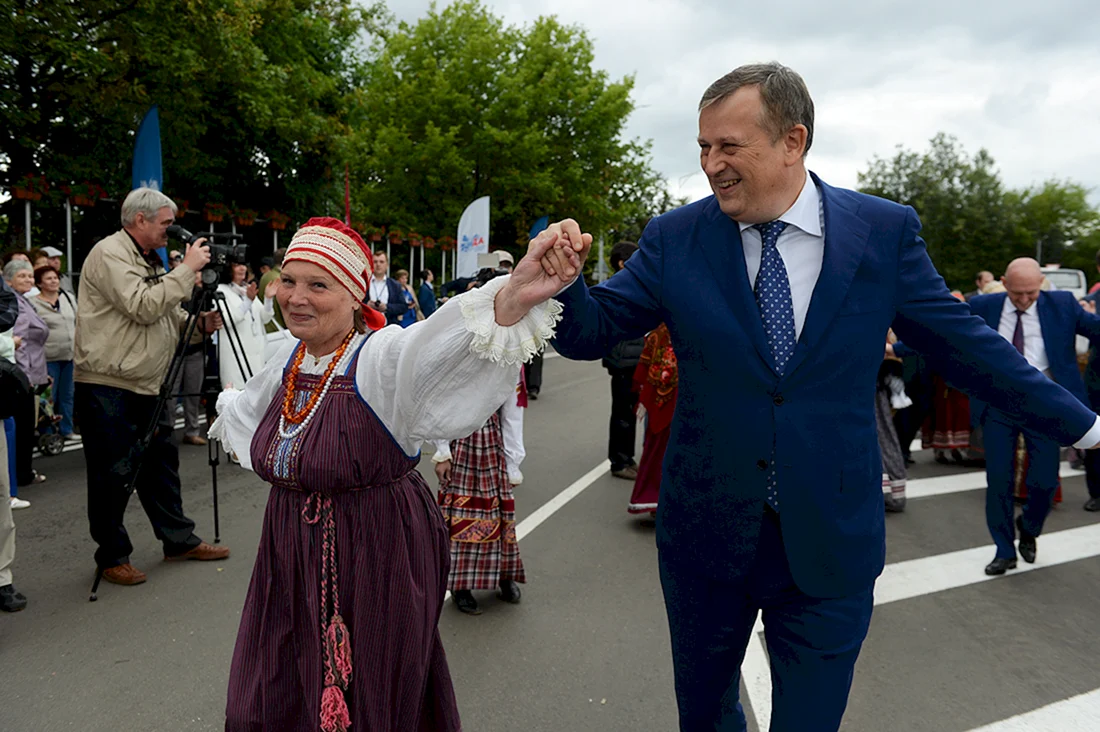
[[216, 261, 277, 389], [431, 268, 528, 615], [31, 266, 77, 439], [394, 268, 422, 328]]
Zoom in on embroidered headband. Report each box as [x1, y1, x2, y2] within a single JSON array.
[[284, 217, 386, 331]]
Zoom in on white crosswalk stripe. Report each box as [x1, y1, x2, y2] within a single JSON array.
[[743, 462, 1100, 731]]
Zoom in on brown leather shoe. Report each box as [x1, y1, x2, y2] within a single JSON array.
[[612, 465, 639, 480], [182, 435, 208, 446], [165, 541, 230, 562], [102, 563, 147, 585]]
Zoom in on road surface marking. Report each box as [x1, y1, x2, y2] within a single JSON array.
[[905, 462, 1081, 500], [965, 687, 1100, 731], [444, 459, 611, 604], [745, 521, 1100, 729]]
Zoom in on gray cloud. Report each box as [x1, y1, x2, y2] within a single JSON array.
[[384, 0, 1100, 204]]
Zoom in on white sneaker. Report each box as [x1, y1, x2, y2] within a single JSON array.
[[508, 470, 524, 486], [10, 497, 30, 510]]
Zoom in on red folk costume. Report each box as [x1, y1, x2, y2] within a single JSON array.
[[435, 406, 526, 591], [629, 324, 678, 515]]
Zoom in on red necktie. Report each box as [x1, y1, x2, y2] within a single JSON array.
[[1012, 309, 1025, 355]]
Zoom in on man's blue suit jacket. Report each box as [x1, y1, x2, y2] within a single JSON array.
[[968, 290, 1100, 424], [552, 173, 1097, 599]]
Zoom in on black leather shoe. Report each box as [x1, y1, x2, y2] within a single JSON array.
[[985, 558, 1017, 576], [1085, 497, 1100, 512], [0, 584, 27, 612], [1017, 517, 1037, 564], [499, 580, 522, 604], [453, 590, 481, 615]]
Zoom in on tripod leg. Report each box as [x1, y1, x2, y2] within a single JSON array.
[[210, 441, 221, 544], [213, 296, 253, 384], [89, 565, 104, 602]]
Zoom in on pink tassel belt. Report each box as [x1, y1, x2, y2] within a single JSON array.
[[301, 494, 353, 732]]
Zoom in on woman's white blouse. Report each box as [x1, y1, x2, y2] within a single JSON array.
[[208, 275, 560, 471]]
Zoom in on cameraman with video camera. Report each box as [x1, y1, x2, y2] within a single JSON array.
[[74, 188, 230, 587]]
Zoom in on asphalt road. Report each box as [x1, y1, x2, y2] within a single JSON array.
[[5, 353, 1100, 731]]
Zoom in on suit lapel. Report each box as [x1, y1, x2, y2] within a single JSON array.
[[784, 177, 871, 377], [699, 199, 776, 373], [984, 294, 1007, 330], [1036, 291, 1057, 356]]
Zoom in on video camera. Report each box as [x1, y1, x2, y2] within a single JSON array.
[[167, 225, 248, 289]]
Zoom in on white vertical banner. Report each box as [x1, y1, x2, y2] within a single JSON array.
[[456, 196, 490, 278]]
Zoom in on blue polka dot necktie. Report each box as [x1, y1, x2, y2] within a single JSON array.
[[753, 220, 792, 511]]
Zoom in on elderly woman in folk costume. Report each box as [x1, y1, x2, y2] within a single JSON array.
[[430, 267, 529, 616], [210, 218, 569, 731]]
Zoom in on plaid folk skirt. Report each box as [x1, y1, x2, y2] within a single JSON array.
[[438, 412, 525, 591]]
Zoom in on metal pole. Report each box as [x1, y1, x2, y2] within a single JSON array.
[[420, 245, 424, 274], [442, 246, 447, 284], [273, 229, 278, 253], [596, 236, 606, 282], [1037, 239, 1043, 265], [409, 243, 413, 275], [25, 200, 31, 249], [65, 200, 73, 277]]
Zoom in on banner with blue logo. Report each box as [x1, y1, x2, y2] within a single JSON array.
[[456, 196, 490, 278]]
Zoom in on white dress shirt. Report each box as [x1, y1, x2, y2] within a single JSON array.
[[996, 297, 1049, 373], [369, 275, 390, 305], [994, 296, 1100, 448], [736, 173, 1100, 448], [739, 171, 825, 339]]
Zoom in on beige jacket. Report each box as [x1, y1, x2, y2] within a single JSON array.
[[74, 229, 195, 395]]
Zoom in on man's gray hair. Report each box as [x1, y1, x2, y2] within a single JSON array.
[[3, 258, 32, 282], [121, 187, 177, 227], [699, 62, 815, 157]]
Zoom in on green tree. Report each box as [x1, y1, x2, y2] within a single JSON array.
[[857, 133, 1021, 290], [1, 0, 382, 247], [1010, 180, 1099, 267], [344, 0, 666, 259], [858, 134, 1100, 291]]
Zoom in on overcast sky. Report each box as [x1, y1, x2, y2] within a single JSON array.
[[384, 1, 1100, 205]]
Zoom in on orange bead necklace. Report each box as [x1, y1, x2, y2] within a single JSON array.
[[280, 331, 356, 433]]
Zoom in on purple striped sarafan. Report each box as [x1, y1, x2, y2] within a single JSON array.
[[225, 343, 461, 731]]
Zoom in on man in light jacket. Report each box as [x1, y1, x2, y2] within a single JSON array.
[[74, 188, 230, 587]]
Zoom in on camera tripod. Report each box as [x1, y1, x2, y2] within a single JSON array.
[[89, 279, 254, 601]]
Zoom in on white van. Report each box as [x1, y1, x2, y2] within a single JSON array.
[[1041, 266, 1090, 356], [1041, 266, 1087, 300]]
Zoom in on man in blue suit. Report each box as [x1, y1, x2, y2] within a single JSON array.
[[969, 259, 1100, 574], [493, 63, 1100, 731]]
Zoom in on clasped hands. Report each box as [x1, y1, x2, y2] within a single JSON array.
[[494, 218, 593, 327]]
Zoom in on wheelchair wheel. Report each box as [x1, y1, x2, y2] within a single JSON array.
[[39, 433, 65, 456]]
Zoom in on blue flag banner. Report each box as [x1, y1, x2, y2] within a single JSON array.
[[131, 105, 168, 266], [529, 215, 549, 240]]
